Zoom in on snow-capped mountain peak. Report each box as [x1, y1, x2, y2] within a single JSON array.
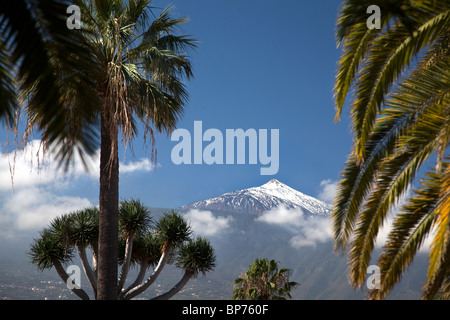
[[263, 179, 283, 187], [180, 179, 331, 216]]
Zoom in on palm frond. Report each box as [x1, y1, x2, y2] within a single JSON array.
[[351, 7, 450, 160], [422, 164, 450, 299], [333, 46, 450, 248], [1, 0, 101, 170], [339, 57, 450, 288], [334, 0, 423, 122], [334, 0, 450, 300], [0, 41, 17, 125], [369, 170, 442, 299]]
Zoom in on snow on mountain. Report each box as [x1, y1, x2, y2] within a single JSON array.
[[180, 179, 331, 216]]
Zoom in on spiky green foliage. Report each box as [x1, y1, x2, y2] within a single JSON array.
[[69, 207, 100, 248], [232, 258, 298, 300], [29, 228, 74, 271], [29, 208, 99, 270], [156, 210, 192, 248], [150, 237, 215, 300], [333, 0, 450, 299], [122, 231, 162, 266], [176, 237, 216, 277], [29, 200, 214, 300], [119, 199, 152, 237]]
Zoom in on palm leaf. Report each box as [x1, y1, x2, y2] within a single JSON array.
[[369, 170, 442, 299], [343, 57, 450, 288], [333, 48, 450, 248], [1, 0, 101, 169], [422, 164, 450, 299], [351, 7, 450, 160]]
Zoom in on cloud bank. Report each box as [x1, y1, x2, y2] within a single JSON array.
[[257, 205, 332, 249], [317, 179, 338, 204], [184, 209, 233, 237], [0, 139, 155, 238]]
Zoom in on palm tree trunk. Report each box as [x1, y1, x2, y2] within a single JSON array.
[[97, 98, 119, 300], [151, 271, 194, 300]]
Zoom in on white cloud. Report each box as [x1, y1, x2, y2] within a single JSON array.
[[257, 205, 332, 248], [0, 139, 100, 191], [289, 217, 332, 248], [317, 179, 338, 204], [0, 139, 155, 237], [256, 205, 304, 227], [0, 139, 157, 190], [0, 140, 58, 190], [184, 209, 233, 237], [2, 187, 92, 232], [120, 157, 156, 174]]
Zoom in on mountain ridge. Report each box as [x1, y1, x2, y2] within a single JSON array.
[[180, 179, 331, 216]]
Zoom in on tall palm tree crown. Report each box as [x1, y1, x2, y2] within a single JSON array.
[[332, 0, 450, 299], [232, 258, 298, 300]]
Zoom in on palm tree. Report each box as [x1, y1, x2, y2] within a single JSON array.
[[232, 258, 298, 300], [152, 237, 216, 300], [332, 0, 450, 299], [71, 0, 195, 300], [9, 0, 195, 299]]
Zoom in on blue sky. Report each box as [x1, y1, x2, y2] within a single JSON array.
[[146, 0, 353, 206], [0, 0, 354, 237]]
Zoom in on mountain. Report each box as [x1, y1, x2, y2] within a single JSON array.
[[180, 179, 331, 216], [176, 179, 428, 300]]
